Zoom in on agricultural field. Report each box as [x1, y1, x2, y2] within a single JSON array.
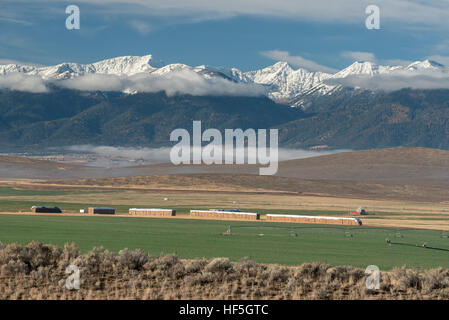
[[1, 213, 449, 270], [1, 184, 449, 229], [1, 160, 449, 273]]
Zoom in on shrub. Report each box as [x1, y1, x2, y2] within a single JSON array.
[[422, 268, 449, 293], [3, 241, 449, 299], [0, 243, 24, 266], [60, 242, 80, 266], [393, 267, 421, 291], [20, 242, 62, 270], [235, 257, 260, 277], [297, 262, 329, 280], [31, 266, 51, 282], [184, 258, 208, 274], [1, 260, 28, 276], [268, 267, 290, 283], [156, 254, 179, 271], [118, 248, 149, 270], [186, 272, 216, 285], [77, 246, 116, 275], [205, 258, 233, 273]]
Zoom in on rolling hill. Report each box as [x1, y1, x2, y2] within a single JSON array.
[[277, 147, 449, 186], [2, 147, 449, 202]]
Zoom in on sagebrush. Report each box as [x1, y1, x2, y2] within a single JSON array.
[[1, 242, 449, 299]]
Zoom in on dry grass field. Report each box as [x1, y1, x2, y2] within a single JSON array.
[[1, 178, 449, 230]]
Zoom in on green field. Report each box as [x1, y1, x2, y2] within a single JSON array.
[[0, 214, 448, 270]]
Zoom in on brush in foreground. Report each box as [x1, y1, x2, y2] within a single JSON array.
[[1, 242, 449, 300]]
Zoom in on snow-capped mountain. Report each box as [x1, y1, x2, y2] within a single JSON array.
[[291, 61, 400, 104], [0, 54, 448, 107], [244, 61, 332, 100], [290, 59, 449, 107], [0, 54, 165, 79], [405, 59, 444, 71], [331, 61, 400, 78]]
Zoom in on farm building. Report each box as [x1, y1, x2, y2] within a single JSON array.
[[129, 208, 176, 217], [265, 214, 362, 226], [190, 210, 260, 220], [88, 207, 115, 215], [31, 206, 62, 213], [349, 207, 367, 215]]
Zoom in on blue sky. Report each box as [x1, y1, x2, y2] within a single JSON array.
[[2, 0, 449, 72]]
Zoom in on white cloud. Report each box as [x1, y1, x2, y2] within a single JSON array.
[[57, 74, 124, 92], [325, 69, 449, 91], [341, 51, 377, 63], [277, 148, 351, 161], [67, 145, 172, 165], [260, 50, 337, 73], [0, 16, 33, 26], [68, 144, 350, 166], [0, 73, 47, 93], [5, 0, 449, 33], [0, 68, 266, 95], [129, 20, 154, 35], [49, 0, 449, 30], [57, 70, 267, 96]]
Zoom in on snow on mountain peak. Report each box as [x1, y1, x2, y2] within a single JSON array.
[[1, 54, 449, 105], [331, 59, 448, 80], [0, 54, 166, 80], [152, 63, 193, 75], [405, 59, 444, 71], [249, 61, 293, 77], [244, 61, 331, 100], [332, 61, 400, 78], [267, 61, 292, 70], [91, 54, 165, 75]]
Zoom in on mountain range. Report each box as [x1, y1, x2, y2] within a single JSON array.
[[1, 54, 448, 107], [1, 54, 449, 151]]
